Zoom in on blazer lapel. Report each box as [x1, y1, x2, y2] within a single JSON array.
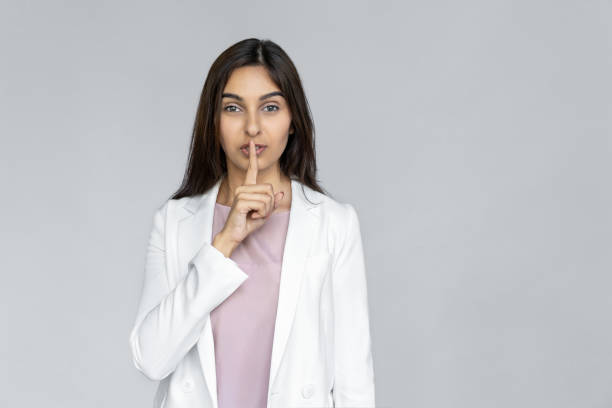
[[176, 177, 318, 408]]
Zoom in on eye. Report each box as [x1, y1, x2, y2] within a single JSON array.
[[223, 105, 241, 112], [263, 104, 279, 112]]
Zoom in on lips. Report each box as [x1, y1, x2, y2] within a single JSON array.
[[241, 143, 266, 150], [240, 144, 266, 156]]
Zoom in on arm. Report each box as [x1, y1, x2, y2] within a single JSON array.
[[331, 204, 376, 407], [129, 201, 249, 381]]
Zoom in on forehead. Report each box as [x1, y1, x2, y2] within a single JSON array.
[[223, 65, 281, 97]]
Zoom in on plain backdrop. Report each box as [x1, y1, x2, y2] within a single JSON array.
[[1, 0, 610, 407]]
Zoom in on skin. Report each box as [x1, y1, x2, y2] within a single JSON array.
[[212, 65, 295, 258]]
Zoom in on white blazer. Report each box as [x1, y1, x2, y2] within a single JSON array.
[[129, 178, 375, 408]]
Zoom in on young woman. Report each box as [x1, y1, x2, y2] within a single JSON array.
[[129, 38, 375, 408]]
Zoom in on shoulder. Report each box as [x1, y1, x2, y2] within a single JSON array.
[[301, 183, 356, 218], [301, 183, 360, 249], [151, 195, 193, 222]]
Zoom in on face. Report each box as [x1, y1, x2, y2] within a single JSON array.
[[218, 65, 294, 176]]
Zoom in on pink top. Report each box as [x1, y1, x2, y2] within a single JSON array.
[[210, 203, 291, 408]]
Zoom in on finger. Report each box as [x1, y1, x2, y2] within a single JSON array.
[[235, 192, 273, 215], [235, 184, 275, 209], [237, 199, 267, 219], [244, 139, 258, 186]]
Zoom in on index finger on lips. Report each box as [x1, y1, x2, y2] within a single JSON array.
[[244, 139, 258, 186]]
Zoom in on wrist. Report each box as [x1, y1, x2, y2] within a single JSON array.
[[212, 230, 239, 258]]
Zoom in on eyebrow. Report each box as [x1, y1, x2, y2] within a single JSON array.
[[221, 91, 285, 102]]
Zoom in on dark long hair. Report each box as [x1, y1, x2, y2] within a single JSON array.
[[169, 38, 331, 203]]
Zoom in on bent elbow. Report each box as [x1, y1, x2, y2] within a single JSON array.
[[129, 327, 169, 381]]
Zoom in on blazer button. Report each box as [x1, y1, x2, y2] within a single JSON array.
[[183, 380, 194, 393], [301, 383, 315, 399]]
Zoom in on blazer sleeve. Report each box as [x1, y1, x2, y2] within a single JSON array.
[[331, 203, 376, 407], [129, 201, 249, 381]]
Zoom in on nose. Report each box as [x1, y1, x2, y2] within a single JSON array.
[[245, 110, 261, 136]]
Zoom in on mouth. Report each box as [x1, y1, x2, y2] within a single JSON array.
[[240, 144, 266, 156]]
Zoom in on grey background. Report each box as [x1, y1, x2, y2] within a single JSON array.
[[1, 0, 610, 407]]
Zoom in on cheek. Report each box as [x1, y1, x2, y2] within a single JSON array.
[[220, 109, 249, 127], [219, 117, 237, 136], [217, 132, 228, 152], [218, 119, 241, 150], [267, 136, 289, 159]]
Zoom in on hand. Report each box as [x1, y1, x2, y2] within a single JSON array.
[[216, 139, 285, 251]]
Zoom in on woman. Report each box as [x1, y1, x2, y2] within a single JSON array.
[[129, 38, 375, 408]]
